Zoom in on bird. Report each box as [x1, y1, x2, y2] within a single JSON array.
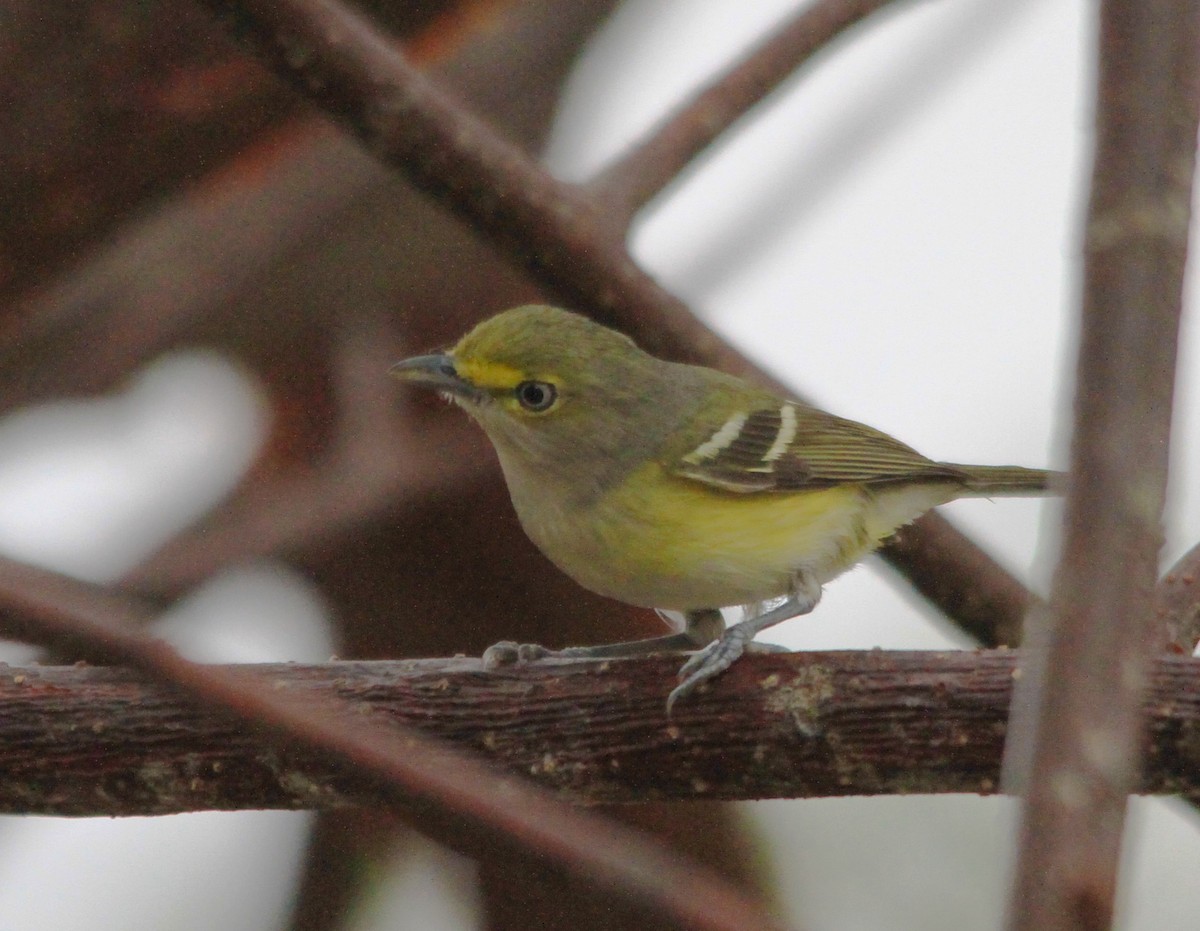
[[391, 304, 1059, 711]]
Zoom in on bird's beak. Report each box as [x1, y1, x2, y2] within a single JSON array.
[[389, 353, 482, 402]]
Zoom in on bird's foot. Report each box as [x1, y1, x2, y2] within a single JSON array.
[[666, 575, 819, 713], [666, 627, 752, 713], [666, 635, 790, 713]]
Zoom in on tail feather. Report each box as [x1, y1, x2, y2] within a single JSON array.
[[945, 463, 1065, 496]]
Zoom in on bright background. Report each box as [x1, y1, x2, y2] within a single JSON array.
[[2, 1, 1199, 928]]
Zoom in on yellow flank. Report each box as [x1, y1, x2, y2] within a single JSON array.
[[523, 460, 891, 611]]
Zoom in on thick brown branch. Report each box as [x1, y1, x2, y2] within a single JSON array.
[[589, 0, 904, 222], [1006, 2, 1200, 929], [0, 651, 1199, 816], [0, 556, 781, 931], [196, 0, 1036, 651]]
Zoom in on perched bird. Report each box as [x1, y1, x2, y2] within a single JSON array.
[[391, 305, 1058, 710]]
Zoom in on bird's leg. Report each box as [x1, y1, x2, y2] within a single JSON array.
[[666, 572, 821, 713], [481, 608, 725, 669]]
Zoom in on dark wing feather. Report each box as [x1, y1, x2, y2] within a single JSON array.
[[673, 403, 967, 494]]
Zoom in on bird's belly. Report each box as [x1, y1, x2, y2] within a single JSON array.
[[516, 463, 936, 611]]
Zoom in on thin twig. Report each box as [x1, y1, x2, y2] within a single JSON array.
[[1005, 2, 1200, 929], [885, 515, 1036, 647], [0, 556, 784, 931], [196, 0, 1037, 650], [589, 0, 904, 223]]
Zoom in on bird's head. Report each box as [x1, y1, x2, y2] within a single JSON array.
[[391, 305, 677, 494]]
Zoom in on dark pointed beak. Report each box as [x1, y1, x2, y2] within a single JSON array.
[[389, 353, 481, 401]]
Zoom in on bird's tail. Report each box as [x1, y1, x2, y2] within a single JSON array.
[[945, 464, 1065, 496]]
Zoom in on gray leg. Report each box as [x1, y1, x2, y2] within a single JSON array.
[[666, 573, 821, 713], [482, 609, 725, 669]]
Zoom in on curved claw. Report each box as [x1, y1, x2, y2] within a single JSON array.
[[665, 628, 755, 714], [666, 574, 819, 714]]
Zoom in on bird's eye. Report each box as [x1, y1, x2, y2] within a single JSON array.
[[515, 380, 557, 412]]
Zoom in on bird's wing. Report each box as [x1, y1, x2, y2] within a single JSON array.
[[671, 402, 966, 493]]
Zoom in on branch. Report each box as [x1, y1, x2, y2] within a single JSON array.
[[589, 0, 905, 223], [195, 0, 1037, 649], [1005, 2, 1200, 929], [0, 556, 782, 931], [1, 650, 1200, 815]]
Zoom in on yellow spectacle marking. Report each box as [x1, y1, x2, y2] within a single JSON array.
[[452, 357, 562, 393], [453, 357, 526, 390]]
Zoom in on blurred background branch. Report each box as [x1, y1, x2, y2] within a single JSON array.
[[588, 0, 906, 222], [1005, 0, 1200, 928]]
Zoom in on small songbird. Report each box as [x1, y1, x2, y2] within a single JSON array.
[[391, 305, 1059, 710]]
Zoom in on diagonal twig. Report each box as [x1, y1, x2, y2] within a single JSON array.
[[589, 0, 907, 224]]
